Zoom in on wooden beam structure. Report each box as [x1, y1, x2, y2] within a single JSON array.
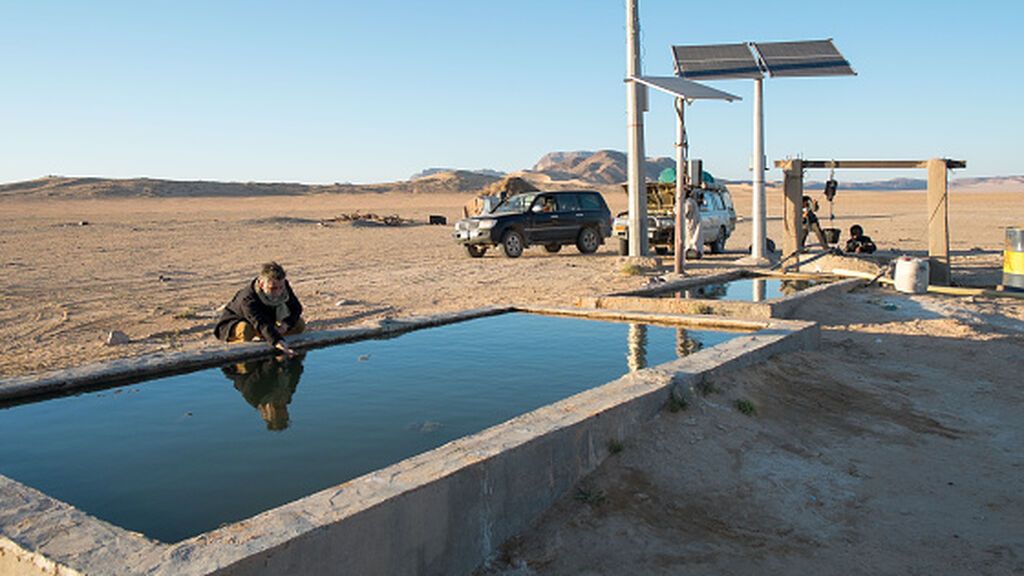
[[774, 158, 966, 284], [781, 159, 803, 261], [776, 159, 967, 170]]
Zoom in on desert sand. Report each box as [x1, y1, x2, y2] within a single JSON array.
[[1, 184, 1019, 377], [2, 182, 1023, 573]]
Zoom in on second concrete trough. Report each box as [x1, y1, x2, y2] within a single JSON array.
[[577, 271, 863, 319]]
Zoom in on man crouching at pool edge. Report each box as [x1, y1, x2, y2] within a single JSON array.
[[214, 261, 305, 357]]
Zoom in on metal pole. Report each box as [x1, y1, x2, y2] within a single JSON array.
[[751, 76, 766, 260], [625, 0, 648, 257], [674, 97, 686, 274]]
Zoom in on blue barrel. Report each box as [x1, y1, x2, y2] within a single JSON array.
[[1005, 228, 1024, 292]]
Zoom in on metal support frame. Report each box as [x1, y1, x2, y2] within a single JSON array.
[[775, 158, 966, 284]]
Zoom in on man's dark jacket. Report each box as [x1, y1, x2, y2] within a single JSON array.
[[214, 279, 302, 345]]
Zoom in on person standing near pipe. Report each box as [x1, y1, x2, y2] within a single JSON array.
[[684, 189, 703, 259]]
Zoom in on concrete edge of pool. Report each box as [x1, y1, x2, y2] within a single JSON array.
[[579, 273, 864, 319], [0, 308, 818, 576], [0, 306, 514, 404]]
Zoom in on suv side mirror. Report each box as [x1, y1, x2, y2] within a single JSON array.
[[530, 204, 544, 213]]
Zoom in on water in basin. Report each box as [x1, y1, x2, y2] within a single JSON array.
[[655, 277, 825, 302], [0, 313, 743, 542]]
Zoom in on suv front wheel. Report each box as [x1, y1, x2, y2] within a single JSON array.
[[502, 230, 525, 258], [576, 227, 601, 254]]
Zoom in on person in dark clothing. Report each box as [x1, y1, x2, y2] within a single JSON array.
[[845, 224, 877, 254], [214, 262, 304, 357], [221, 354, 305, 431], [801, 195, 829, 249]]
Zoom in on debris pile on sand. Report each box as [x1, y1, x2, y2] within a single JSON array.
[[321, 212, 412, 227], [463, 176, 541, 217]]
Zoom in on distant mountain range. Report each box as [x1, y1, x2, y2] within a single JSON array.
[[2, 152, 1020, 198], [410, 167, 506, 180]]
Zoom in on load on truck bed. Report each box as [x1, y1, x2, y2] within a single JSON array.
[[612, 175, 736, 255]]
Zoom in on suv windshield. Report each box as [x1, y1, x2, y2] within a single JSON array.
[[493, 193, 538, 214]]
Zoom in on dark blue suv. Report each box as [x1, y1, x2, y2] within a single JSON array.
[[453, 191, 612, 258]]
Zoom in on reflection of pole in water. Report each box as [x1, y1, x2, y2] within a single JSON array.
[[627, 323, 648, 372], [752, 278, 767, 302], [675, 327, 702, 358]]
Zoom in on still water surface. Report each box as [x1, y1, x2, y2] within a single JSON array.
[[654, 277, 824, 302], [0, 313, 740, 542]]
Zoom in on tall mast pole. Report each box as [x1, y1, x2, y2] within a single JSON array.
[[625, 0, 648, 256]]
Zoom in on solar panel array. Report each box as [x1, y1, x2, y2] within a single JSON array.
[[672, 39, 854, 80], [672, 43, 762, 80], [752, 39, 855, 77]]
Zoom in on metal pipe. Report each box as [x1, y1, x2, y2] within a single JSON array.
[[751, 76, 766, 260], [674, 97, 686, 274]]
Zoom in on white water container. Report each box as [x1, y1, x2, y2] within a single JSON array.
[[893, 257, 929, 294]]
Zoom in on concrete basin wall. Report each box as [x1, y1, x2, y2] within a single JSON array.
[[0, 307, 513, 404], [0, 309, 818, 576]]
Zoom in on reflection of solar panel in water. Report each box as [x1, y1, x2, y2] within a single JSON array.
[[672, 42, 762, 80], [751, 39, 855, 77]]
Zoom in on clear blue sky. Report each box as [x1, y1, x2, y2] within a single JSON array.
[[1, 0, 1020, 184]]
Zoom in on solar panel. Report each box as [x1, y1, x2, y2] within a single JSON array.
[[750, 39, 855, 77], [672, 43, 763, 80], [631, 76, 741, 102]]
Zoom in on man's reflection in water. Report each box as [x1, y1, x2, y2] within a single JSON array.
[[627, 323, 648, 372], [221, 354, 305, 431], [675, 328, 702, 357]]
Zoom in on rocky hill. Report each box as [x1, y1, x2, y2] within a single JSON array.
[[529, 150, 675, 185]]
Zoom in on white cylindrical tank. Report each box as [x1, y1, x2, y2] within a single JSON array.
[[893, 257, 929, 294]]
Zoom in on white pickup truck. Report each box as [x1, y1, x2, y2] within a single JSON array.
[[613, 181, 737, 255]]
